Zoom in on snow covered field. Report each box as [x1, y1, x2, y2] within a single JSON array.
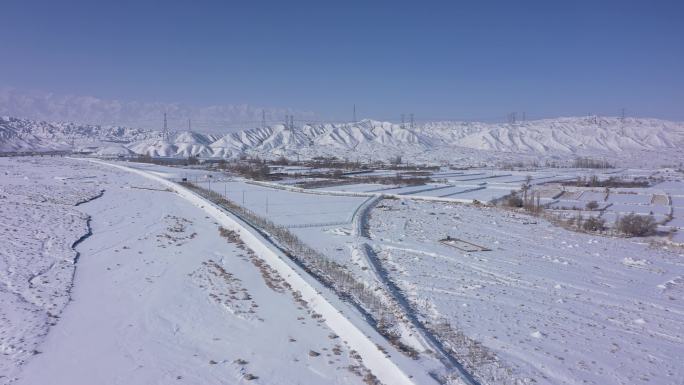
[[0, 157, 103, 383], [0, 157, 412, 385], [4, 156, 684, 385], [367, 199, 684, 384]]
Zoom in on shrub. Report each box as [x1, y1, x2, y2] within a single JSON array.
[[582, 216, 605, 232], [274, 155, 289, 165], [617, 213, 657, 237], [504, 192, 523, 208], [585, 200, 599, 210]]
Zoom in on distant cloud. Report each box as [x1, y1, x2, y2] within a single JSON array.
[[0, 87, 317, 133]]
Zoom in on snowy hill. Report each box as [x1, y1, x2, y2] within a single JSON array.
[[2, 115, 683, 165], [205, 117, 684, 165], [423, 117, 684, 154]]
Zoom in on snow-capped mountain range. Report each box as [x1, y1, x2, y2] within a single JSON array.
[[2, 115, 683, 166]]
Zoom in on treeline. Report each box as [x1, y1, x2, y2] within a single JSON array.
[[562, 175, 650, 188], [572, 157, 614, 169], [497, 157, 615, 170], [295, 174, 431, 189]]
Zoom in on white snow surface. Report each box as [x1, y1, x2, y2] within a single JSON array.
[[0, 158, 103, 382], [0, 157, 429, 385], [4, 156, 684, 385], [368, 199, 684, 385]]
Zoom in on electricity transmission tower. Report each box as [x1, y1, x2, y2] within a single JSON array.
[[284, 114, 294, 129], [507, 112, 517, 124], [162, 113, 169, 141]]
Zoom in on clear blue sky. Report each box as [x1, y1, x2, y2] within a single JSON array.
[[1, 0, 683, 121]]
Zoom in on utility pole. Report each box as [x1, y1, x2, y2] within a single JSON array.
[[410, 113, 414, 129], [242, 190, 245, 206], [353, 104, 357, 122], [621, 108, 626, 122], [401, 114, 405, 129], [188, 118, 191, 131], [262, 109, 266, 129], [290, 115, 294, 130]]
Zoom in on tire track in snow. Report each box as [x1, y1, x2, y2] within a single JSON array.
[[352, 197, 481, 385]]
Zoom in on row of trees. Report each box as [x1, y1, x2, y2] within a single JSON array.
[[269, 155, 437, 171], [564, 176, 649, 188], [572, 157, 614, 169], [429, 317, 521, 385]]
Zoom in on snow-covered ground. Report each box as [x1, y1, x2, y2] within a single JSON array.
[[0, 157, 411, 385], [0, 157, 103, 383], [4, 156, 684, 385], [367, 199, 684, 384]]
